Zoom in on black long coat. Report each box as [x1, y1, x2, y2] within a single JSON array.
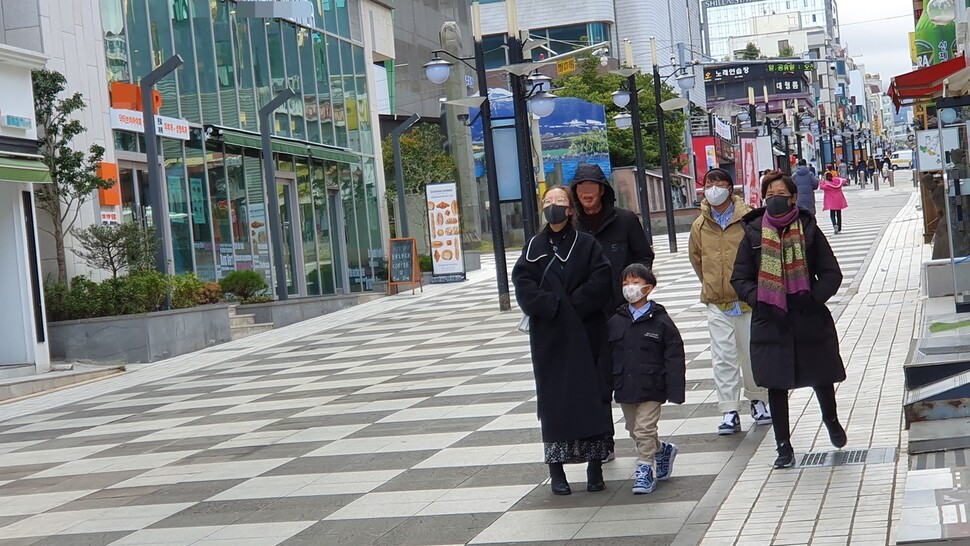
[[730, 209, 847, 390], [511, 225, 615, 443]]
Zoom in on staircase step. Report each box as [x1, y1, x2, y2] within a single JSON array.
[[229, 314, 256, 328], [898, 464, 970, 543], [228, 305, 238, 317], [230, 323, 274, 341], [909, 417, 970, 454]]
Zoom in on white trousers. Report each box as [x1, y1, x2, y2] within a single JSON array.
[[707, 304, 766, 413]]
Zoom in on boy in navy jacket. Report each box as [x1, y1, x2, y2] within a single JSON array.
[[608, 264, 686, 494]]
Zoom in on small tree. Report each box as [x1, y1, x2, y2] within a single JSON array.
[[72, 222, 158, 279], [741, 43, 762, 60], [381, 123, 458, 199], [33, 69, 113, 285], [778, 44, 796, 58]]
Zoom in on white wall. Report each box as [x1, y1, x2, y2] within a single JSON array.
[[1, 0, 114, 282]]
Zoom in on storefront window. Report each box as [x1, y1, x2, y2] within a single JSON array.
[[171, 0, 201, 122], [336, 0, 351, 39], [146, 0, 179, 119], [322, 0, 338, 35], [206, 143, 235, 276], [126, 0, 152, 85], [250, 19, 273, 120], [328, 36, 347, 148], [267, 22, 290, 137], [185, 143, 216, 280], [353, 45, 372, 155], [300, 29, 321, 144], [314, 32, 336, 146], [114, 130, 143, 153], [100, 0, 130, 83], [311, 160, 336, 293], [296, 158, 320, 295], [363, 158, 384, 281], [191, 0, 220, 125], [233, 13, 258, 132], [163, 140, 193, 274], [244, 150, 273, 282], [213, 1, 239, 127], [340, 162, 366, 291], [226, 147, 254, 272], [119, 167, 138, 224]]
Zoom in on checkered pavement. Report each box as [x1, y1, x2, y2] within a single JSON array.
[[0, 188, 910, 545]]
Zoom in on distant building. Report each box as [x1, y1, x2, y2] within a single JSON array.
[[702, 0, 840, 62]]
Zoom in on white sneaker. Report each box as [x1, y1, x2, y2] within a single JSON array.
[[750, 400, 772, 425]]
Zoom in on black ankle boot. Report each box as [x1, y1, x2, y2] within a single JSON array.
[[774, 442, 795, 469], [826, 418, 847, 449], [548, 463, 571, 495], [586, 460, 605, 492]]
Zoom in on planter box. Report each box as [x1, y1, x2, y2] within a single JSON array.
[[240, 293, 380, 329], [48, 304, 234, 364]]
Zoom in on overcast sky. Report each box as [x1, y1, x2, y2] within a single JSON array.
[[837, 0, 916, 89]]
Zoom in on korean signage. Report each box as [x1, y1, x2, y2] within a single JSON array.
[[702, 0, 760, 7], [109, 108, 190, 141], [557, 58, 577, 75], [425, 182, 465, 279], [100, 210, 120, 224], [705, 61, 813, 84], [773, 79, 804, 94], [0, 113, 32, 130]]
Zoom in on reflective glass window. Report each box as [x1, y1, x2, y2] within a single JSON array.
[[206, 142, 234, 276], [171, 0, 201, 122], [213, 1, 239, 127], [146, 0, 179, 119], [341, 41, 358, 150], [267, 22, 290, 137], [296, 158, 320, 295], [327, 36, 347, 148], [163, 140, 193, 274], [101, 0, 130, 82], [301, 30, 322, 143], [311, 160, 335, 293], [322, 0, 338, 34], [353, 45, 372, 154], [482, 35, 506, 70], [339, 162, 363, 291], [226, 147, 254, 273], [283, 24, 306, 140], [191, 0, 220, 125], [232, 12, 258, 131], [313, 32, 335, 145], [185, 142, 216, 280], [126, 0, 152, 85], [362, 159, 383, 281], [336, 0, 350, 39]]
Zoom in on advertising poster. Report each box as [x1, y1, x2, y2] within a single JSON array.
[[425, 182, 465, 278], [741, 137, 760, 207], [917, 128, 960, 171]]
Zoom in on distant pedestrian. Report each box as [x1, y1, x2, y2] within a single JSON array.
[[731, 170, 848, 469], [689, 168, 770, 437], [867, 157, 877, 183], [820, 172, 848, 234], [571, 163, 654, 463], [608, 264, 685, 495], [512, 186, 614, 495], [791, 159, 819, 215], [881, 162, 891, 184], [857, 160, 868, 186]]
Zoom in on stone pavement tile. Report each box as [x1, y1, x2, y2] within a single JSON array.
[[368, 513, 501, 546], [146, 498, 280, 528], [124, 480, 246, 506], [191, 521, 316, 545], [449, 428, 543, 449], [468, 507, 597, 543], [350, 417, 496, 439], [19, 531, 130, 545], [278, 517, 408, 545]]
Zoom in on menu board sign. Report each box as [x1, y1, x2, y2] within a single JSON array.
[[387, 237, 422, 295], [425, 182, 466, 280]]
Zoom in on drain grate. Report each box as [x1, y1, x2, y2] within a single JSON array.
[[794, 448, 897, 468]]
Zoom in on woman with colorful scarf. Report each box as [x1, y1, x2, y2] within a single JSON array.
[[730, 171, 847, 469]]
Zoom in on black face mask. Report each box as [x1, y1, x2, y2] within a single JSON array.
[[765, 195, 794, 217], [543, 204, 569, 225]]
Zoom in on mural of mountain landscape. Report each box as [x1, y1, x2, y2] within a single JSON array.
[[469, 90, 611, 187]]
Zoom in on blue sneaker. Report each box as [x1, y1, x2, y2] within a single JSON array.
[[655, 442, 678, 481], [632, 463, 656, 494]]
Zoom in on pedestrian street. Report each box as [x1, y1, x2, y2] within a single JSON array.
[[0, 185, 917, 545]]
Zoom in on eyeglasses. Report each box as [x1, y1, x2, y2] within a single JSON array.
[[542, 197, 570, 206], [703, 181, 732, 189]]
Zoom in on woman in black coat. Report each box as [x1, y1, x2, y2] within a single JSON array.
[[511, 186, 615, 495], [731, 171, 847, 469]]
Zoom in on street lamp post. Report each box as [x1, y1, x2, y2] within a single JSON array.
[[650, 37, 687, 253], [259, 88, 297, 302], [141, 54, 183, 309], [612, 71, 653, 246]]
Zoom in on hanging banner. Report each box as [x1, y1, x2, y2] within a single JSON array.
[[741, 137, 760, 207], [109, 108, 190, 140], [425, 182, 466, 282]]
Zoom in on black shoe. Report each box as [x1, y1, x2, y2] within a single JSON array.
[[586, 460, 605, 492], [827, 419, 847, 449], [549, 463, 571, 495], [774, 442, 795, 469]]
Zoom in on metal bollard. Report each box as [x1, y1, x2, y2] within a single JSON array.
[[913, 169, 918, 187], [874, 175, 880, 191], [889, 170, 895, 187]]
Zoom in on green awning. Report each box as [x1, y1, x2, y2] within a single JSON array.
[[0, 157, 51, 184], [218, 127, 359, 164]]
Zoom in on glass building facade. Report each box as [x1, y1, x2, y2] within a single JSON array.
[[98, 0, 383, 294]]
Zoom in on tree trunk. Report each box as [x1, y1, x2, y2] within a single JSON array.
[[53, 215, 67, 285]]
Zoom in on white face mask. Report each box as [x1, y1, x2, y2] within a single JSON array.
[[705, 185, 731, 206], [622, 284, 648, 304]]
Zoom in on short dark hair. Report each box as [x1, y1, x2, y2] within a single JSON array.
[[621, 263, 656, 287], [704, 168, 733, 185], [760, 170, 798, 197], [824, 172, 833, 180], [797, 159, 807, 166]]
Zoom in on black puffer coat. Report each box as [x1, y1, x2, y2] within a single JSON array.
[[608, 303, 686, 405], [511, 224, 615, 443], [730, 208, 846, 390]]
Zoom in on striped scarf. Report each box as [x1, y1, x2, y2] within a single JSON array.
[[758, 208, 810, 312]]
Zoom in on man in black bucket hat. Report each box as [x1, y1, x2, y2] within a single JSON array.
[[570, 163, 655, 464]]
